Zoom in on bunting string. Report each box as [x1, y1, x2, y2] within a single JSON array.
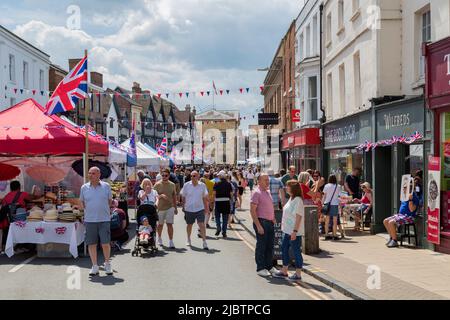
[[356, 131, 424, 152]]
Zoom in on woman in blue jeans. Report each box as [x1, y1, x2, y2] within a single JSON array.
[[273, 180, 304, 281]]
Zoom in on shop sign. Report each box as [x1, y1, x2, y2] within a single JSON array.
[[292, 109, 300, 122], [425, 37, 450, 109], [427, 156, 441, 245], [324, 112, 371, 149], [376, 99, 424, 141]]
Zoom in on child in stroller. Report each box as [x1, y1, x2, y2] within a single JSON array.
[[138, 216, 153, 245], [132, 203, 159, 257]]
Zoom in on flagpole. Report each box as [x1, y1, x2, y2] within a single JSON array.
[[83, 49, 89, 184]]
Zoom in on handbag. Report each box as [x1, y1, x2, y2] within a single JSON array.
[[322, 185, 337, 215]]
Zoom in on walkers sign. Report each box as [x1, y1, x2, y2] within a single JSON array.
[[427, 156, 441, 245]]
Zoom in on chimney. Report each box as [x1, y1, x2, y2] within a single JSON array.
[[185, 104, 191, 112], [192, 106, 196, 116], [132, 82, 141, 93], [68, 58, 82, 70], [90, 71, 103, 88]]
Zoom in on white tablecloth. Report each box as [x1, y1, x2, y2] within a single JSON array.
[[5, 221, 85, 258]]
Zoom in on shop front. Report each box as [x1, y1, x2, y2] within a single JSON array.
[[425, 36, 450, 253], [371, 97, 428, 236], [282, 128, 321, 172], [323, 111, 372, 185]]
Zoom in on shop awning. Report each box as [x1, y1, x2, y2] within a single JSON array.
[[0, 99, 108, 156], [282, 128, 320, 150]]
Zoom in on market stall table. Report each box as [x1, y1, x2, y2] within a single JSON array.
[[5, 220, 85, 258]]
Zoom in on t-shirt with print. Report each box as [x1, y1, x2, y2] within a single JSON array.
[[282, 197, 304, 236], [154, 180, 176, 211], [138, 189, 158, 205]]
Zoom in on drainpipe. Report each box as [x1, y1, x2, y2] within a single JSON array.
[[319, 3, 327, 175]]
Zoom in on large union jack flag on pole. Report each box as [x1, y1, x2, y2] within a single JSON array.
[[45, 55, 88, 115]]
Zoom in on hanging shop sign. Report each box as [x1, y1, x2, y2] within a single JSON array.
[[376, 98, 425, 141], [292, 109, 300, 122], [427, 156, 441, 245], [258, 113, 279, 125], [323, 111, 371, 149], [425, 36, 450, 109]]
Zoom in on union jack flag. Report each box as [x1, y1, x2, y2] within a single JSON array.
[[127, 118, 137, 167], [158, 137, 168, 156], [55, 227, 67, 235], [45, 56, 88, 115]]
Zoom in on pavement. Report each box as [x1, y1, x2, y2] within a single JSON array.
[[0, 199, 348, 300], [237, 191, 450, 300]]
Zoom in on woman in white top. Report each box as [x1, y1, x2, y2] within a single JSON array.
[[247, 170, 255, 192], [273, 180, 304, 281], [138, 178, 159, 207], [322, 174, 341, 240]]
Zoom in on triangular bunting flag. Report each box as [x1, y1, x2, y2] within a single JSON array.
[[246, 88, 250, 93], [179, 93, 183, 98], [157, 93, 162, 99], [20, 89, 24, 94], [41, 91, 44, 96], [239, 88, 243, 93], [32, 90, 36, 95], [200, 91, 204, 96], [220, 90, 223, 95], [226, 90, 230, 94], [186, 92, 189, 98], [166, 93, 170, 98], [207, 91, 210, 96], [260, 86, 264, 92], [13, 88, 17, 94]]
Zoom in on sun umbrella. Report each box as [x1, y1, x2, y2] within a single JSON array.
[[26, 165, 67, 185], [0, 163, 21, 181], [71, 159, 112, 180]]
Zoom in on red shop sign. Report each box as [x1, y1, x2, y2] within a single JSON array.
[[425, 36, 450, 109], [292, 109, 300, 122]]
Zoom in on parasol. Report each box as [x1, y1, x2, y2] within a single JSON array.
[[0, 163, 21, 181], [26, 165, 68, 185], [71, 159, 112, 180]]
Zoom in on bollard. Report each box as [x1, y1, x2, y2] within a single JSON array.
[[303, 205, 319, 254]]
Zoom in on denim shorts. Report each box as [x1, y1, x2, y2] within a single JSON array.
[[328, 205, 339, 217]]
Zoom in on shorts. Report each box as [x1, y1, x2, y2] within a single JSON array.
[[392, 214, 415, 226], [326, 205, 339, 217], [185, 210, 205, 224], [85, 222, 111, 245], [238, 187, 244, 196], [158, 207, 175, 224]]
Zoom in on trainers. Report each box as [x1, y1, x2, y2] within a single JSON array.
[[186, 239, 192, 247], [387, 239, 399, 248], [257, 269, 271, 277], [203, 241, 209, 250], [104, 262, 113, 275], [222, 233, 227, 238], [269, 267, 278, 274], [215, 230, 220, 236], [115, 242, 122, 251], [288, 273, 302, 281], [333, 236, 341, 241], [169, 240, 175, 249], [386, 238, 392, 246], [89, 265, 99, 276], [158, 237, 163, 247], [273, 271, 288, 279]]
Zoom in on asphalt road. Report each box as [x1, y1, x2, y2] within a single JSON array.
[[0, 208, 348, 300]]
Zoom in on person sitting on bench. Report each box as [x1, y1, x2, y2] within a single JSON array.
[[383, 190, 419, 248]]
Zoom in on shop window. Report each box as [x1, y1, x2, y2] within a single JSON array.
[[329, 149, 363, 185]]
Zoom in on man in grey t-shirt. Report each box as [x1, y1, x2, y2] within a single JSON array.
[[80, 167, 113, 276]]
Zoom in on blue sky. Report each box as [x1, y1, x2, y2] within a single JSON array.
[[1, 0, 301, 128]]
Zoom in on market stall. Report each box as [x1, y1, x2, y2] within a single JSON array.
[[121, 139, 169, 170], [0, 99, 109, 258]]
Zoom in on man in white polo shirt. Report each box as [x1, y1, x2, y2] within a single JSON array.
[[180, 171, 210, 250], [80, 167, 113, 276]]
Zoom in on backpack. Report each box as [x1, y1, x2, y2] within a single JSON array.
[[0, 192, 22, 222], [110, 209, 122, 230]]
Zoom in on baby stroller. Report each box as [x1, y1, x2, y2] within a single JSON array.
[[131, 203, 159, 257]]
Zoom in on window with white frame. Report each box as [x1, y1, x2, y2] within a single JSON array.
[[306, 25, 311, 58], [308, 76, 318, 121], [299, 32, 304, 61], [9, 54, 15, 82], [338, 0, 344, 30], [419, 10, 431, 79], [23, 61, 29, 89], [327, 73, 333, 119], [352, 0, 360, 13], [39, 69, 44, 91], [339, 63, 346, 115], [353, 51, 361, 108], [326, 13, 332, 45], [313, 15, 318, 55]]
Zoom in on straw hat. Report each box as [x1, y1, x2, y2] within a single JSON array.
[[44, 209, 58, 222], [361, 182, 372, 191]]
